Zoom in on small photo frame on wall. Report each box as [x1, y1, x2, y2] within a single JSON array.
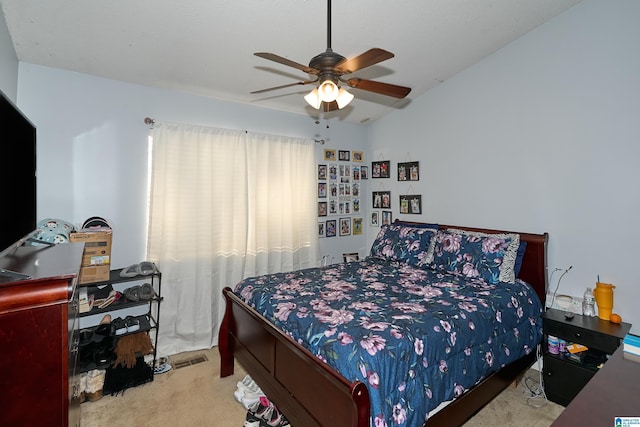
[[398, 161, 419, 181], [352, 217, 363, 235], [372, 191, 391, 209], [318, 164, 327, 180], [338, 150, 351, 161], [352, 151, 364, 162], [360, 165, 368, 180], [399, 195, 422, 214], [318, 201, 327, 217], [370, 211, 380, 226], [326, 220, 337, 237], [324, 149, 337, 161], [372, 161, 390, 178], [382, 210, 393, 225], [339, 217, 351, 236], [318, 182, 327, 198], [318, 222, 325, 237], [343, 252, 359, 262]]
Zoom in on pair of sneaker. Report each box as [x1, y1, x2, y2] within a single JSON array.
[[244, 396, 290, 427], [234, 375, 265, 409], [112, 315, 140, 335]]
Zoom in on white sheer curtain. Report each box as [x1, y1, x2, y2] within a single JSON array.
[[147, 122, 319, 356]]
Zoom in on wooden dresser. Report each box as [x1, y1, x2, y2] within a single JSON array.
[[0, 242, 84, 427]]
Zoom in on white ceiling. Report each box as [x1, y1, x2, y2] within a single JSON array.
[[1, 0, 582, 124]]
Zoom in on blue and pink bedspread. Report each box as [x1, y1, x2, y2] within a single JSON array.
[[233, 258, 543, 426]]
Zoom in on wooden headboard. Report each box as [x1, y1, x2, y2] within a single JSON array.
[[394, 221, 549, 306]]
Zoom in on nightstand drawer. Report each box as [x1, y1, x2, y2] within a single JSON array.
[[543, 319, 620, 353], [543, 355, 594, 406]]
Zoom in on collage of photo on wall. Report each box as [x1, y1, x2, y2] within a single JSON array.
[[370, 159, 422, 225], [317, 149, 367, 238]]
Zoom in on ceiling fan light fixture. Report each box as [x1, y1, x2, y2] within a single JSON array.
[[304, 88, 322, 109], [336, 87, 354, 109], [318, 79, 339, 102]]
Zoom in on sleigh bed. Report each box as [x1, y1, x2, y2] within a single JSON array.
[[219, 222, 548, 426]]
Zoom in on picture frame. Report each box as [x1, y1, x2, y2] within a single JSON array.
[[326, 220, 337, 237], [318, 164, 327, 180], [370, 211, 380, 227], [318, 201, 327, 217], [338, 150, 351, 161], [382, 210, 393, 225], [323, 149, 337, 161], [318, 222, 325, 237], [352, 217, 363, 235], [360, 165, 368, 180], [371, 160, 390, 178], [318, 182, 327, 198], [397, 161, 419, 181], [352, 151, 364, 162], [339, 217, 351, 236], [399, 195, 422, 214], [343, 252, 359, 262], [372, 191, 391, 209]]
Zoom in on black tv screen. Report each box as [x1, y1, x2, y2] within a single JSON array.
[[0, 90, 36, 252]]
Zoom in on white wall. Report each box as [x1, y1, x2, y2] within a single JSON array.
[[17, 64, 368, 270], [0, 6, 18, 101], [368, 0, 640, 333]]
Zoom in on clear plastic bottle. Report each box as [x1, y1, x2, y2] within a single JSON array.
[[582, 287, 595, 316]]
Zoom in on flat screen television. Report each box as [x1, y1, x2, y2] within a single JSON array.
[[0, 89, 37, 253]]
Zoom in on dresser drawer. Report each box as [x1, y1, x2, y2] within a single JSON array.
[[543, 318, 621, 353]]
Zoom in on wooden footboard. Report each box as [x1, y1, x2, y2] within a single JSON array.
[[219, 287, 370, 427]]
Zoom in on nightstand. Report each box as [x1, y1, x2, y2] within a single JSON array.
[[541, 308, 631, 406]]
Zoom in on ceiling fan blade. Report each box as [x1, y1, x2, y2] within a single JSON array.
[[251, 80, 317, 94], [334, 48, 395, 74], [254, 52, 318, 75], [322, 101, 339, 112], [345, 78, 411, 99]]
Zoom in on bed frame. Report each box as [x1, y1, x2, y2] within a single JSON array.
[[219, 224, 548, 426]]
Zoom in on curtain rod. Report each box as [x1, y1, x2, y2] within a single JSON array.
[[145, 117, 324, 143]]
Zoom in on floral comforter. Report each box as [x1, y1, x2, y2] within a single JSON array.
[[233, 258, 543, 426]]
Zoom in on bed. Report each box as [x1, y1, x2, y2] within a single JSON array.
[[219, 222, 548, 426]]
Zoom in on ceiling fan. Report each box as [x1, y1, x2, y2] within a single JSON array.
[[251, 0, 411, 112]]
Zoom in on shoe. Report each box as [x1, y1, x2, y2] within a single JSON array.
[[139, 283, 156, 300], [120, 264, 140, 278], [124, 316, 140, 333], [112, 318, 127, 336], [138, 261, 157, 276], [153, 363, 172, 374], [123, 285, 140, 302]]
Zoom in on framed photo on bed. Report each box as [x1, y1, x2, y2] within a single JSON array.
[[371, 160, 390, 178], [397, 161, 419, 181], [343, 252, 359, 262], [339, 217, 351, 236]]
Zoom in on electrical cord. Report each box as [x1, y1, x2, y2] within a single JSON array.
[[521, 344, 549, 408], [550, 266, 572, 308]]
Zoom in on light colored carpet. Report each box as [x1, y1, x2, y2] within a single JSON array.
[[81, 348, 564, 426]]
